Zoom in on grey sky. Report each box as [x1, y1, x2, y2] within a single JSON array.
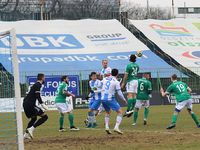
[[123, 0, 200, 7]]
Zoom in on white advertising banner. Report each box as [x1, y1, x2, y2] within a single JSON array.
[[129, 19, 200, 76], [0, 97, 73, 112], [0, 19, 147, 55]]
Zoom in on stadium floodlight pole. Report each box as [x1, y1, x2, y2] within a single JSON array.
[[172, 0, 175, 18], [184, 2, 186, 19], [40, 0, 45, 20], [146, 0, 150, 19], [119, 0, 122, 22], [10, 28, 25, 150]]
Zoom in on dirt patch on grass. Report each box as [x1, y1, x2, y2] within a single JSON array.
[[25, 130, 200, 150]]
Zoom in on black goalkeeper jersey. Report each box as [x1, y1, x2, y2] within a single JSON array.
[[23, 81, 43, 106]]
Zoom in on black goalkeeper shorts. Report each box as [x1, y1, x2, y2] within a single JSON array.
[[23, 102, 44, 118]]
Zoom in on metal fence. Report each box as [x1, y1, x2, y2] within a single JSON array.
[[15, 67, 200, 98]]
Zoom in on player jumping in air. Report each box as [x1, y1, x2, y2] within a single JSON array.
[[160, 74, 200, 129], [55, 75, 79, 132], [85, 72, 102, 128], [23, 73, 49, 139], [121, 54, 139, 117], [101, 69, 127, 134], [133, 73, 152, 126]]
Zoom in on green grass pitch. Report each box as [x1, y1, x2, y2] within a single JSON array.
[[24, 105, 200, 150]]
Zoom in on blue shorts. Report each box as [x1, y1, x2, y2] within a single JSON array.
[[89, 100, 101, 110], [102, 100, 120, 112]]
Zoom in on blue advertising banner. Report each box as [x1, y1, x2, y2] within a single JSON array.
[[27, 75, 79, 96], [1, 50, 174, 77]]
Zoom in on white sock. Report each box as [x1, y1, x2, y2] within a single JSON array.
[[114, 115, 122, 129], [105, 115, 110, 129], [29, 126, 35, 132]]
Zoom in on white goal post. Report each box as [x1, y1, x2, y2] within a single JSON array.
[[0, 29, 24, 150]]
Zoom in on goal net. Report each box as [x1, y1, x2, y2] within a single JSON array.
[[0, 29, 24, 150]]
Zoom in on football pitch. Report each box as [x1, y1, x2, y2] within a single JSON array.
[[24, 105, 200, 150]]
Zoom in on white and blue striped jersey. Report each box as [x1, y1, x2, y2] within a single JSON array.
[[89, 79, 102, 101], [100, 67, 111, 78], [101, 76, 121, 101]]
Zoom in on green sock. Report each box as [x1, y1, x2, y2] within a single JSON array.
[[144, 108, 149, 120], [172, 114, 178, 124], [59, 115, 64, 129], [191, 112, 199, 126], [68, 113, 74, 127], [132, 98, 136, 109], [133, 111, 138, 123], [127, 98, 134, 111]]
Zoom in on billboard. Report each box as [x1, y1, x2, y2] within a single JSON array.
[[26, 75, 79, 110], [129, 19, 200, 76], [0, 19, 173, 76]]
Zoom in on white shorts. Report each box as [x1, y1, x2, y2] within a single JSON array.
[[56, 103, 72, 113], [135, 100, 150, 109], [175, 99, 193, 111], [126, 80, 138, 93]]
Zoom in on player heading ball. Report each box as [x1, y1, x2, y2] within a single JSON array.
[[121, 54, 139, 117]]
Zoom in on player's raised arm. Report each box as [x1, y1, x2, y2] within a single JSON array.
[[187, 87, 192, 94]]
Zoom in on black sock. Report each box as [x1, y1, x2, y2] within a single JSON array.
[[33, 115, 48, 128], [27, 117, 37, 130]]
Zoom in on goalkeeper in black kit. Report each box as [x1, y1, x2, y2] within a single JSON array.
[[23, 73, 49, 139]]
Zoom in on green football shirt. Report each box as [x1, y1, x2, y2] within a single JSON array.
[[166, 81, 191, 102], [125, 62, 139, 83], [55, 82, 68, 103], [137, 77, 152, 100]]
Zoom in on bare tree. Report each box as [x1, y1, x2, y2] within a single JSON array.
[[121, 1, 171, 20]]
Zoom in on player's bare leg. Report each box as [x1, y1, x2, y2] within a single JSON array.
[[114, 109, 123, 134], [105, 111, 112, 134]]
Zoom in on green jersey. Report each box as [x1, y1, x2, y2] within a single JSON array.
[[125, 62, 139, 82], [166, 81, 191, 102], [137, 77, 152, 100], [55, 82, 68, 103]]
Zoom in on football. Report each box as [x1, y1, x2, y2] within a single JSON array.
[[136, 50, 143, 57]]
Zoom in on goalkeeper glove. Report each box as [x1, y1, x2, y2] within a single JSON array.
[[41, 103, 49, 110]]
